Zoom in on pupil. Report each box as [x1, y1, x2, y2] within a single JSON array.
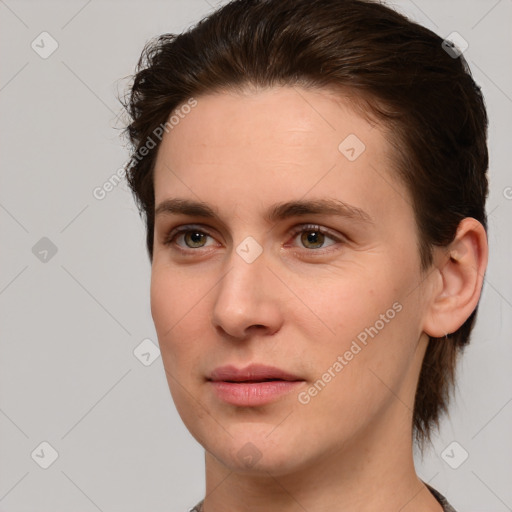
[[188, 232, 204, 246], [302, 230, 323, 248]]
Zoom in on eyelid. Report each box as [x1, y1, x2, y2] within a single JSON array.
[[284, 223, 345, 255], [286, 223, 343, 242]]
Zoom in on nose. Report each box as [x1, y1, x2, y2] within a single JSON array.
[[210, 243, 284, 340]]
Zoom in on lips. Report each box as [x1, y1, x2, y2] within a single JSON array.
[[207, 364, 305, 406], [208, 364, 303, 383]]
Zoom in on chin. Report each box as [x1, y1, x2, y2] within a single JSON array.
[[203, 423, 312, 476]]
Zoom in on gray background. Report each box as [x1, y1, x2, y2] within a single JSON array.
[[0, 0, 511, 510]]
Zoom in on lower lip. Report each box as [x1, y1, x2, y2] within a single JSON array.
[[209, 380, 304, 406]]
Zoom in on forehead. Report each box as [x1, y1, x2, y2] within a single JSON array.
[[153, 86, 411, 230], [157, 86, 381, 168]]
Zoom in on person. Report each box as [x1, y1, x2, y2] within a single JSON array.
[[121, 0, 489, 510]]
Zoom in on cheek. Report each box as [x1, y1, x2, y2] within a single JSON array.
[[298, 315, 415, 445], [150, 268, 175, 340], [296, 269, 416, 396], [316, 306, 419, 417], [292, 266, 398, 348], [150, 262, 205, 333], [150, 269, 208, 421], [150, 266, 204, 367]]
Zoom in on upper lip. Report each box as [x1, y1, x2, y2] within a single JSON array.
[[208, 364, 303, 382]]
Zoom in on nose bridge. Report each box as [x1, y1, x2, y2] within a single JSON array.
[[217, 238, 267, 313], [211, 237, 281, 337]]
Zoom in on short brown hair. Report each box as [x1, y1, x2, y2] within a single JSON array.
[[122, 0, 489, 448]]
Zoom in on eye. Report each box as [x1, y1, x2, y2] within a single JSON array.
[[287, 224, 344, 253], [163, 225, 218, 251], [162, 223, 345, 255]]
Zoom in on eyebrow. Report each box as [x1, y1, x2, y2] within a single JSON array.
[[155, 197, 374, 225]]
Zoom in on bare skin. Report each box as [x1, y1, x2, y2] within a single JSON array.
[[150, 86, 488, 511]]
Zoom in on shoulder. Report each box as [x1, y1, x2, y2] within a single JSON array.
[[188, 501, 203, 512], [188, 491, 459, 512], [425, 483, 459, 512]]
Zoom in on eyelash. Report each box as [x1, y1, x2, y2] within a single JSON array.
[[162, 223, 345, 256]]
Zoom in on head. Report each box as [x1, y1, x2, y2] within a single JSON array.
[[122, 0, 489, 469]]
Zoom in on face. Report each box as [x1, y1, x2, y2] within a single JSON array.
[[150, 86, 433, 476]]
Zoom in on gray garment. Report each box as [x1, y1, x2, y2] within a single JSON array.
[[425, 483, 458, 512], [189, 484, 458, 511]]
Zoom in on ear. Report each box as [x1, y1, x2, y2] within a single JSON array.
[[422, 217, 489, 338]]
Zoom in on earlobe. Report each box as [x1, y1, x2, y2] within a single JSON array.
[[423, 217, 488, 338]]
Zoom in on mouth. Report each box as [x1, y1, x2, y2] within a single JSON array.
[[208, 363, 303, 383], [222, 378, 289, 383], [207, 364, 305, 406]]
